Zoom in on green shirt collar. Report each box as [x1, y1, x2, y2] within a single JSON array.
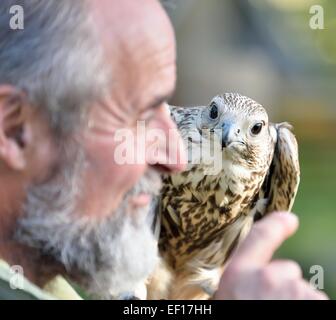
[[0, 259, 82, 300]]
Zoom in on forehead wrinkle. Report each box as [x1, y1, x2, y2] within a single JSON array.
[[88, 0, 175, 83], [106, 43, 175, 118]]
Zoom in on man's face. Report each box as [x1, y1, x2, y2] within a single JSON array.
[[12, 0, 186, 297], [76, 0, 186, 220]]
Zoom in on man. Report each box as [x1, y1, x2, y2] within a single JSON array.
[[0, 0, 328, 299]]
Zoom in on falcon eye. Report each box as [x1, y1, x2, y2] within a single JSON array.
[[250, 122, 263, 135], [209, 103, 218, 120]]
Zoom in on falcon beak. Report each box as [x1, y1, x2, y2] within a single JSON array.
[[221, 122, 240, 148], [221, 122, 232, 148]]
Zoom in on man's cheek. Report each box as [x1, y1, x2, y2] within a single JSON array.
[[83, 140, 148, 204], [107, 163, 147, 190], [77, 164, 145, 219]]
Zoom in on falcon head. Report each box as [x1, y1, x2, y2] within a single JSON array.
[[195, 93, 277, 169]]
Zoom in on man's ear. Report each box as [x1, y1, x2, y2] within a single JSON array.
[[0, 85, 29, 171]]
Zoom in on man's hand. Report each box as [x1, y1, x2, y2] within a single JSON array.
[[214, 212, 329, 300]]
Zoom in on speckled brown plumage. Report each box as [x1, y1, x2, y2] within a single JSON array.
[[147, 93, 300, 300]]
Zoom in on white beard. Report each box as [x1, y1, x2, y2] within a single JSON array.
[[15, 149, 162, 299]]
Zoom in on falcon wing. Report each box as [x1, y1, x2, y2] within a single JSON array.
[[168, 105, 185, 124], [256, 122, 300, 220]]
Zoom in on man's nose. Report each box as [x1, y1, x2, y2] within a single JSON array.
[[146, 105, 187, 173]]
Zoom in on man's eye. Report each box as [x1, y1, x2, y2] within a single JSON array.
[[209, 103, 218, 120], [250, 122, 263, 135]]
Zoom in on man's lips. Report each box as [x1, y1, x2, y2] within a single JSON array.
[[130, 193, 152, 208]]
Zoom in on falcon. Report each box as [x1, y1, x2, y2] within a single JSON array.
[[147, 93, 300, 300]]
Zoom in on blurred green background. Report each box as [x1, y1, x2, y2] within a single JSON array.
[[167, 0, 336, 299]]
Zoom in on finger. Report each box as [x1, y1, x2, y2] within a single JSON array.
[[257, 260, 302, 293], [265, 279, 329, 300], [261, 260, 303, 284], [299, 281, 329, 300], [232, 212, 299, 268]]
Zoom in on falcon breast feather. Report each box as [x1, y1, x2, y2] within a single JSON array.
[[147, 93, 300, 300]]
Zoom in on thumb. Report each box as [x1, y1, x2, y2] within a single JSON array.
[[231, 212, 299, 269]]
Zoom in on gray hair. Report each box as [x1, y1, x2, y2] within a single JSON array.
[[0, 0, 109, 135]]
